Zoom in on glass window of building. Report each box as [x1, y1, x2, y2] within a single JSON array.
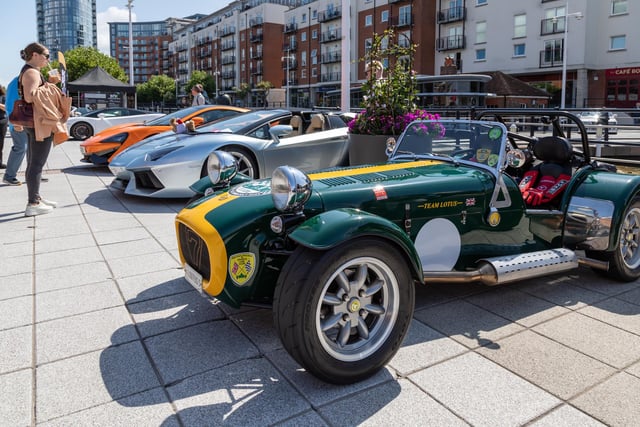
[[476, 21, 486, 44], [513, 43, 526, 57], [611, 0, 627, 15], [610, 35, 626, 50], [476, 48, 486, 61], [381, 11, 389, 23], [514, 14, 526, 38], [365, 15, 372, 26]]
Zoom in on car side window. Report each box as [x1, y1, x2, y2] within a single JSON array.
[[247, 123, 270, 139]]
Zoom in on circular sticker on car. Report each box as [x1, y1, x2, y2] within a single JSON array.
[[488, 126, 502, 140], [230, 179, 272, 197]]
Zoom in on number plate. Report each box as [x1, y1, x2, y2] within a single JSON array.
[[184, 264, 203, 294]]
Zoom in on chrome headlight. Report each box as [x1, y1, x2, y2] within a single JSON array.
[[207, 151, 237, 185], [271, 166, 312, 213]]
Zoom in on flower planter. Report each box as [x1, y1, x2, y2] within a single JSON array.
[[348, 134, 390, 165]]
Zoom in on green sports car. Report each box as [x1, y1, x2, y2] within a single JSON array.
[[175, 110, 640, 384]]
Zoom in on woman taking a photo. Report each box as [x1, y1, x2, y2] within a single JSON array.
[[18, 42, 68, 216]]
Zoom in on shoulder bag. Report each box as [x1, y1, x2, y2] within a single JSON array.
[[9, 99, 34, 127]]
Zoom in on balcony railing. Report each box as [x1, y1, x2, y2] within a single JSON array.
[[284, 23, 298, 33], [321, 72, 341, 82], [391, 14, 413, 27], [540, 17, 565, 35], [283, 41, 298, 51], [282, 78, 299, 86], [320, 29, 341, 43], [251, 49, 263, 59], [221, 41, 235, 51], [318, 7, 341, 23], [250, 32, 263, 43], [251, 66, 263, 75], [539, 48, 563, 68], [437, 6, 465, 24], [249, 17, 263, 27], [221, 55, 235, 65], [221, 26, 236, 37], [436, 35, 465, 51], [282, 59, 298, 70], [321, 51, 341, 64]]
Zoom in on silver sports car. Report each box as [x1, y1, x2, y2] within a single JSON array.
[[108, 109, 351, 198]]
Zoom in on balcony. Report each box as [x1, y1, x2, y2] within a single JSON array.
[[391, 14, 413, 27], [540, 17, 565, 35], [539, 48, 563, 68], [320, 29, 341, 43], [438, 6, 465, 24], [436, 35, 465, 51], [321, 51, 341, 64], [221, 26, 236, 37], [321, 72, 341, 82], [318, 7, 341, 23], [197, 37, 211, 46], [222, 55, 236, 65], [284, 23, 298, 34], [249, 17, 263, 27], [282, 59, 298, 70], [283, 41, 298, 51], [221, 41, 235, 51], [250, 32, 263, 43], [251, 66, 263, 75], [251, 49, 263, 59], [222, 70, 235, 79]]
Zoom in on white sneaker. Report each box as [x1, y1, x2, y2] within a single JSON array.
[[39, 198, 58, 208], [25, 202, 54, 217]]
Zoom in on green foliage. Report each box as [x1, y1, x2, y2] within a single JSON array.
[[350, 29, 421, 135], [137, 75, 177, 103], [186, 70, 216, 100], [52, 46, 127, 83], [233, 82, 251, 105]]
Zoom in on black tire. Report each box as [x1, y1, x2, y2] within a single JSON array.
[[273, 238, 415, 384], [70, 122, 93, 140], [221, 147, 258, 178], [587, 198, 640, 281]]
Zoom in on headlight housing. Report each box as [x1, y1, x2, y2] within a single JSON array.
[[207, 151, 238, 185], [271, 166, 312, 213]]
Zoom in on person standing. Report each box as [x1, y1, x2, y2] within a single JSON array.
[[0, 86, 7, 168], [191, 85, 206, 106], [2, 76, 28, 185], [19, 42, 67, 216]]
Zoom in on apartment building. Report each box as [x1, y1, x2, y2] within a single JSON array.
[[37, 0, 97, 60], [436, 0, 639, 108]]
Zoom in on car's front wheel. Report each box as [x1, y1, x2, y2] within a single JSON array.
[[70, 122, 93, 140], [588, 197, 640, 281], [221, 147, 258, 178], [273, 238, 414, 384]]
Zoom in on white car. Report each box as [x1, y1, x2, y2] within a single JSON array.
[[576, 111, 618, 134], [67, 107, 165, 140]]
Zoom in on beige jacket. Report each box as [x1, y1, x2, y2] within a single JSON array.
[[29, 83, 71, 142]]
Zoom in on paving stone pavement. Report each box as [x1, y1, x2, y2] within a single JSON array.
[[1, 138, 640, 426]]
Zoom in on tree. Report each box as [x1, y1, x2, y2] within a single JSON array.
[[51, 46, 127, 83], [186, 70, 216, 102], [137, 75, 177, 104], [256, 80, 274, 107], [233, 82, 251, 107]]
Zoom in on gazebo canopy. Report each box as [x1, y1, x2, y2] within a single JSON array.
[[67, 66, 135, 94]]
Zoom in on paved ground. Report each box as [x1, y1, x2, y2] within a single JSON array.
[[1, 137, 640, 426]]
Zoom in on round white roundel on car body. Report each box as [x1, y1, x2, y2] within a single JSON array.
[[415, 218, 461, 271]]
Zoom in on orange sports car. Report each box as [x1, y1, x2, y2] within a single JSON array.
[[79, 105, 248, 165]]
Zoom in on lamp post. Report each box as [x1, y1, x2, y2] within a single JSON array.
[[175, 78, 179, 107], [282, 49, 293, 109], [127, 0, 135, 107], [213, 69, 220, 98], [557, 3, 583, 109]]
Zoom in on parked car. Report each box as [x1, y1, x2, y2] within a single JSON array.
[[67, 107, 165, 140], [175, 109, 640, 384], [78, 105, 248, 165], [576, 111, 618, 134], [108, 109, 351, 198], [70, 106, 91, 117]]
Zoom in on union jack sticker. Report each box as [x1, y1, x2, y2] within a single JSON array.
[[465, 198, 476, 207], [228, 252, 256, 286]]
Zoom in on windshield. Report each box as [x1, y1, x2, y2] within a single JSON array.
[[194, 110, 284, 134], [144, 106, 203, 126], [391, 120, 507, 170]]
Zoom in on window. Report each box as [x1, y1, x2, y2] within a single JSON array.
[[514, 14, 526, 38], [513, 43, 525, 57], [365, 15, 372, 26], [364, 38, 372, 55], [312, 29, 318, 39], [381, 11, 389, 22], [301, 31, 307, 42], [476, 48, 486, 61], [612, 0, 627, 15], [477, 0, 487, 5], [476, 21, 486, 44], [302, 13, 307, 23], [610, 35, 626, 50]]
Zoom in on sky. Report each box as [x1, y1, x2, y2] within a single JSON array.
[[0, 0, 231, 86]]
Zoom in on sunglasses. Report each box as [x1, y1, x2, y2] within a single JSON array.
[[41, 52, 50, 59]]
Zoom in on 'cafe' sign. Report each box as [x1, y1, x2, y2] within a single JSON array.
[[606, 67, 640, 78]]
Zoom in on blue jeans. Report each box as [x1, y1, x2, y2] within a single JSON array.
[[3, 126, 28, 181]]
